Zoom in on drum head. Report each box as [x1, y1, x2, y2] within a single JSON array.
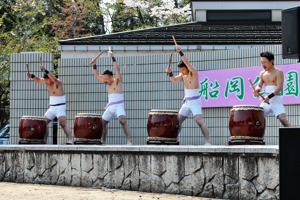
[[21, 116, 46, 121], [231, 105, 264, 112], [76, 113, 102, 118], [149, 109, 178, 115]]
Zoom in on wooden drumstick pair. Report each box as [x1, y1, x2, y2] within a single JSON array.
[[89, 51, 104, 65], [26, 58, 41, 77], [248, 78, 269, 104], [89, 46, 113, 65], [39, 56, 43, 71], [26, 63, 30, 78], [172, 35, 178, 46], [166, 36, 178, 76], [90, 46, 111, 65], [166, 54, 172, 76], [26, 55, 41, 73], [27, 56, 46, 72], [26, 57, 41, 76]]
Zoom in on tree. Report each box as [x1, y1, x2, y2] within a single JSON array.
[[0, 53, 10, 128], [0, 0, 61, 127], [50, 0, 105, 39], [148, 0, 191, 25], [0, 0, 192, 127], [109, 0, 191, 32]]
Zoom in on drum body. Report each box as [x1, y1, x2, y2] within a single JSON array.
[[74, 113, 103, 140], [147, 109, 179, 144], [229, 105, 265, 144], [19, 116, 47, 142]]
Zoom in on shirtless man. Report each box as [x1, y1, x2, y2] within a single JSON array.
[[253, 51, 291, 127], [27, 65, 73, 144], [91, 51, 132, 145], [166, 45, 211, 145]]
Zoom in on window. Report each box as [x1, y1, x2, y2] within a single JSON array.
[[207, 10, 271, 22]]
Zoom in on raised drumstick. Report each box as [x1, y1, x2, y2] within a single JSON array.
[[248, 78, 269, 104], [39, 56, 42, 66], [109, 46, 111, 52], [167, 53, 173, 76], [26, 63, 30, 78], [89, 51, 104, 65], [172, 35, 178, 46]]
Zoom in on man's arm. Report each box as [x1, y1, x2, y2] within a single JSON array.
[[171, 74, 183, 83], [175, 45, 198, 75], [39, 65, 62, 85], [109, 51, 122, 82], [166, 67, 182, 83], [90, 58, 105, 83], [27, 72, 47, 84]]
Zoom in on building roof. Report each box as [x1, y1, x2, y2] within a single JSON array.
[[58, 21, 282, 46], [191, 0, 299, 1]]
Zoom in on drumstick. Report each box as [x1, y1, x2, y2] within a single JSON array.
[[167, 53, 172, 76], [109, 46, 111, 52], [249, 78, 260, 98], [172, 35, 178, 46], [248, 78, 269, 104], [89, 51, 104, 65], [39, 56, 42, 66], [26, 63, 29, 73]]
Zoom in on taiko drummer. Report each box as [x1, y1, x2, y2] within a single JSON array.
[[166, 45, 211, 145], [27, 65, 73, 144], [253, 51, 291, 127], [91, 51, 132, 145]]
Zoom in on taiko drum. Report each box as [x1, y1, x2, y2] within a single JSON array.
[[74, 113, 103, 140], [229, 105, 265, 145], [147, 109, 179, 140], [19, 116, 47, 141]]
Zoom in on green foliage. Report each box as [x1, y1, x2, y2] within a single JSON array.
[[50, 0, 105, 39], [0, 52, 10, 128], [0, 0, 192, 126]]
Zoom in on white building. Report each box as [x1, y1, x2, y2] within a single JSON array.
[[58, 0, 300, 58]]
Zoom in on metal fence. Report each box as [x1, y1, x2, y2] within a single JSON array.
[[57, 45, 299, 145], [10, 53, 54, 144]]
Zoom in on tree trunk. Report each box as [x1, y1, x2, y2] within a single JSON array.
[[174, 0, 178, 7], [137, 7, 145, 24]]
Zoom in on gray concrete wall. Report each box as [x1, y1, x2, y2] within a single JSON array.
[[0, 145, 279, 200], [58, 45, 299, 145]]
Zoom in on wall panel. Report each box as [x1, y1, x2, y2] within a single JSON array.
[[57, 45, 299, 145]]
